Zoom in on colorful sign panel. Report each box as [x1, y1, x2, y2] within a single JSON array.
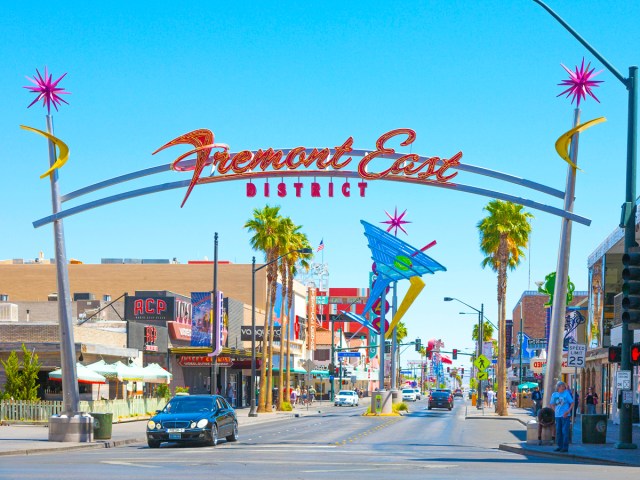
[[191, 292, 213, 347], [127, 322, 169, 353], [307, 288, 317, 351], [240, 326, 282, 341]]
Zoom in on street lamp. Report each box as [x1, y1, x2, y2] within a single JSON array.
[[249, 247, 313, 417], [445, 297, 484, 410], [533, 0, 637, 449]]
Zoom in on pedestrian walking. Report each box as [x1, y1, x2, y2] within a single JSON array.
[[295, 386, 301, 405], [290, 388, 297, 406], [585, 387, 598, 415], [531, 386, 542, 416], [302, 388, 308, 406], [309, 386, 316, 404], [226, 382, 235, 407], [549, 381, 574, 453]]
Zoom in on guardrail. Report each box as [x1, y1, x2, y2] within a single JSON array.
[[0, 398, 168, 423]]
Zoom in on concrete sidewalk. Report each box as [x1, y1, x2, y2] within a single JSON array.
[[0, 401, 336, 457], [465, 403, 532, 426], [499, 413, 640, 466]]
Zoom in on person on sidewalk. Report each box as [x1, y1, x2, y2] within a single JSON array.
[[549, 381, 574, 453], [309, 386, 316, 404], [532, 386, 542, 416], [585, 386, 598, 414]]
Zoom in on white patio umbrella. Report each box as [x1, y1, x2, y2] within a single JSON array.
[[49, 363, 107, 384], [142, 363, 172, 384]]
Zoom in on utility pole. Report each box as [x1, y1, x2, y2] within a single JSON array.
[[211, 232, 218, 396]]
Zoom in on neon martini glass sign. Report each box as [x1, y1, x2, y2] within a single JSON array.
[[155, 127, 462, 206]]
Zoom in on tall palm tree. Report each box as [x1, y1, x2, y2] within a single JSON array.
[[477, 200, 532, 416], [284, 230, 312, 404], [245, 205, 282, 413], [395, 321, 408, 388], [472, 321, 494, 343], [275, 218, 295, 410]]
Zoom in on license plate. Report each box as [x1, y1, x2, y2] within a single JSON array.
[[169, 433, 182, 440], [167, 428, 185, 433]]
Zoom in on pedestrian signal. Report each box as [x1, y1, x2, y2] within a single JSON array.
[[631, 343, 640, 365], [608, 346, 621, 364]]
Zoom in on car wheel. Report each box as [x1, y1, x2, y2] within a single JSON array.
[[226, 422, 239, 442], [147, 439, 161, 449], [206, 424, 219, 447], [428, 407, 432, 410], [448, 407, 452, 411]]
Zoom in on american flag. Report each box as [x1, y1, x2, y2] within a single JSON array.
[[317, 239, 324, 252]]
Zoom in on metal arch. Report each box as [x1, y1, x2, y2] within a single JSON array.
[[33, 169, 591, 228], [60, 148, 565, 203]]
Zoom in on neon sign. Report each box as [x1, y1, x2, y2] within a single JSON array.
[[155, 128, 462, 206]]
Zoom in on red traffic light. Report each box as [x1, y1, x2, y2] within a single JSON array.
[[631, 343, 640, 365], [452, 348, 458, 360], [608, 346, 621, 364]]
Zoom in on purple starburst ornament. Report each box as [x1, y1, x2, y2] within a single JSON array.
[[557, 58, 603, 107], [381, 207, 411, 236], [24, 67, 70, 114]]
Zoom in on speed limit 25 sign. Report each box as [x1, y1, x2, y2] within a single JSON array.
[[567, 344, 586, 368]]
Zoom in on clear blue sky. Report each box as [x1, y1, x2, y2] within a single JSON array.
[[2, 1, 639, 373]]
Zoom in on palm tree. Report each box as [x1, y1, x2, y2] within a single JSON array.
[[245, 205, 283, 413], [275, 218, 295, 410], [283, 229, 311, 408], [477, 200, 532, 416], [472, 321, 494, 343], [394, 321, 408, 388]]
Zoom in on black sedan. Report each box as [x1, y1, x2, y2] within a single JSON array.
[[146, 394, 238, 448], [428, 391, 453, 410]]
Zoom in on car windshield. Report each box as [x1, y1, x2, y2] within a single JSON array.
[[163, 397, 216, 414], [402, 389, 413, 393], [338, 391, 354, 396]]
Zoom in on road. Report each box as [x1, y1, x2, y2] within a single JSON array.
[[0, 397, 636, 479]]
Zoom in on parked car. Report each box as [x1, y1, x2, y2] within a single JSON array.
[[146, 394, 238, 448], [453, 388, 463, 397], [428, 390, 453, 410], [413, 388, 422, 400], [335, 390, 359, 407], [402, 388, 417, 402]]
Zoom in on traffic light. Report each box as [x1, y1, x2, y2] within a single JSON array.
[[452, 349, 458, 360], [328, 362, 335, 373], [415, 338, 422, 351], [608, 346, 622, 364], [385, 340, 391, 354], [447, 367, 450, 373], [631, 343, 640, 365], [461, 367, 464, 376], [622, 252, 640, 324]]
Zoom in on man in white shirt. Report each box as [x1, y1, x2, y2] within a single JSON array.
[[549, 381, 574, 452]]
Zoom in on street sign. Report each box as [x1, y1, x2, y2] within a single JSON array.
[[317, 296, 328, 305], [474, 354, 490, 371], [337, 352, 361, 358], [623, 390, 634, 404], [301, 359, 316, 373], [400, 370, 412, 375], [350, 375, 357, 383], [567, 344, 586, 368], [617, 370, 632, 390], [491, 359, 498, 364], [528, 338, 548, 350], [477, 371, 489, 380]]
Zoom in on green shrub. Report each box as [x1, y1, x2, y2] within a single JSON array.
[[155, 384, 171, 399], [175, 386, 190, 394], [281, 401, 293, 411], [393, 402, 408, 413]]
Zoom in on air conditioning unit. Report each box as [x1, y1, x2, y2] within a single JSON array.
[[0, 304, 18, 321]]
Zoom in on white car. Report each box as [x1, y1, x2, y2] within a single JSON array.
[[334, 390, 359, 407], [413, 388, 422, 400], [402, 388, 417, 402]]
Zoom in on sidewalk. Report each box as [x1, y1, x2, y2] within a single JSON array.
[[465, 403, 532, 426], [0, 401, 336, 457], [498, 410, 640, 466]]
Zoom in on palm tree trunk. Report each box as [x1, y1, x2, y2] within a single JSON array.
[[276, 265, 288, 411], [257, 292, 272, 413], [496, 239, 509, 416], [265, 262, 278, 411]]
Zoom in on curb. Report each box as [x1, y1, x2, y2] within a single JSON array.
[[465, 415, 529, 427], [498, 443, 634, 466], [0, 437, 147, 457]]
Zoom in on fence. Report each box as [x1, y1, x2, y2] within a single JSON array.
[[0, 397, 168, 423]]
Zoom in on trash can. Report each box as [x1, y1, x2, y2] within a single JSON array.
[[582, 414, 607, 444], [91, 412, 113, 440]]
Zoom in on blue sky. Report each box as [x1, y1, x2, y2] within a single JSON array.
[[2, 1, 639, 372]]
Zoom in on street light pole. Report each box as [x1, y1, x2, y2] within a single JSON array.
[[533, 0, 637, 449], [249, 248, 312, 417]]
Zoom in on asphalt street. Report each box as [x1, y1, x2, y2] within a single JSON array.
[[0, 398, 636, 479]]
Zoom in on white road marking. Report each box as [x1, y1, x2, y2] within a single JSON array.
[[101, 461, 157, 468]]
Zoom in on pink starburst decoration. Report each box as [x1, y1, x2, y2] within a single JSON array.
[[557, 58, 603, 107], [24, 67, 70, 114], [381, 207, 411, 236]]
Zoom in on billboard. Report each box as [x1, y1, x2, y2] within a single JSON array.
[[191, 292, 212, 347], [127, 322, 168, 353], [125, 294, 191, 326]]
